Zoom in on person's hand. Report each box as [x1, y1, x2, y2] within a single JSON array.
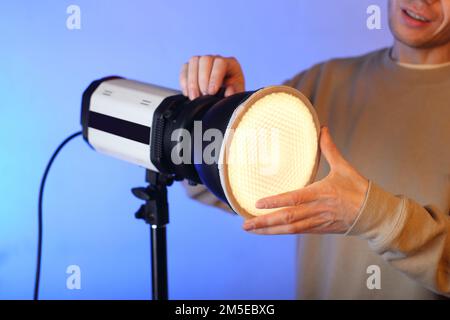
[[179, 55, 245, 100], [242, 126, 369, 235]]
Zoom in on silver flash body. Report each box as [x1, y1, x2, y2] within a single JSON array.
[[81, 77, 179, 171]]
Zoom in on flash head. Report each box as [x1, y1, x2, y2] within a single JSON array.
[[81, 77, 320, 218]]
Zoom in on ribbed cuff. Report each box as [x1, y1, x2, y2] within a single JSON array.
[[345, 180, 407, 249]]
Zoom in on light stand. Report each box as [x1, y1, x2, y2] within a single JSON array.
[[132, 170, 180, 300]]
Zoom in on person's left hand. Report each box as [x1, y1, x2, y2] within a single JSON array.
[[242, 126, 369, 235]]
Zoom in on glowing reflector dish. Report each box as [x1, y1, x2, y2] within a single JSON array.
[[219, 86, 320, 219]]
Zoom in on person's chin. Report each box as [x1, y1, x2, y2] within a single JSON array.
[[393, 26, 437, 47]]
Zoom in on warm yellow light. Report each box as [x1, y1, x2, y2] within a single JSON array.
[[219, 86, 320, 219]]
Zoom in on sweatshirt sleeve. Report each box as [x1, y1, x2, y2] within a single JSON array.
[[346, 180, 450, 297]]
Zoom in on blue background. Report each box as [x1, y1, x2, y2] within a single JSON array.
[[0, 0, 391, 299]]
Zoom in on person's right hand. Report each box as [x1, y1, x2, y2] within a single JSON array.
[[179, 55, 245, 100]]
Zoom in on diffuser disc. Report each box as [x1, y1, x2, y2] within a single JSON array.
[[218, 86, 320, 219]]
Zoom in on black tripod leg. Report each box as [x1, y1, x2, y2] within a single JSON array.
[[151, 224, 168, 300]]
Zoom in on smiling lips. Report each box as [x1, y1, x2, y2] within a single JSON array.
[[404, 8, 431, 22], [401, 7, 433, 27]]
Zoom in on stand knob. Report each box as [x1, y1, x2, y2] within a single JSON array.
[[132, 187, 152, 201]]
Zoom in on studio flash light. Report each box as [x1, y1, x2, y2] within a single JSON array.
[[34, 76, 321, 301], [81, 76, 321, 219], [80, 76, 321, 300]]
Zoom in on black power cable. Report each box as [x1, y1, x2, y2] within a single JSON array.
[[34, 131, 82, 300]]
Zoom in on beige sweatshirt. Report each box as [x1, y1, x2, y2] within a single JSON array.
[[183, 48, 450, 299]]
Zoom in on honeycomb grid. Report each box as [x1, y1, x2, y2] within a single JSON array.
[[224, 91, 319, 217]]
